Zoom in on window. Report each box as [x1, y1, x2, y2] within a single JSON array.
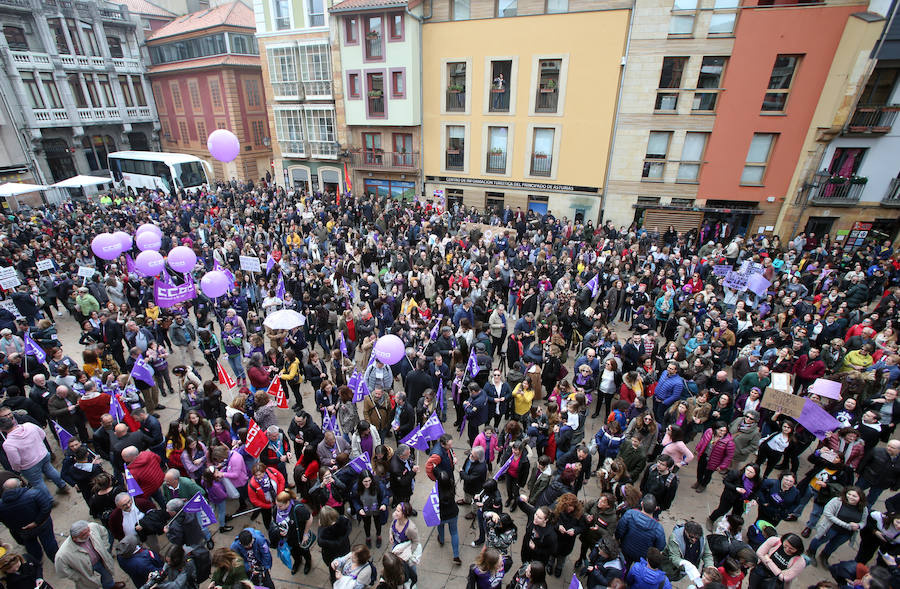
[[490, 60, 512, 112], [655, 56, 687, 112], [486, 193, 505, 213], [642, 131, 672, 180], [305, 108, 336, 156], [132, 78, 147, 106], [65, 19, 82, 55], [209, 78, 222, 109], [345, 16, 358, 44], [677, 132, 708, 182], [531, 128, 554, 177], [498, 0, 517, 17], [709, 0, 738, 35], [251, 120, 266, 146], [446, 126, 465, 170], [21, 73, 43, 109], [147, 34, 228, 64], [858, 67, 899, 104], [120, 78, 133, 107], [197, 121, 207, 142], [453, 0, 470, 20], [170, 82, 182, 110], [98, 75, 114, 107], [693, 56, 726, 112], [447, 62, 466, 112], [669, 0, 697, 36], [85, 78, 100, 108], [274, 108, 304, 154], [273, 0, 291, 30], [367, 72, 385, 116], [389, 13, 403, 40], [393, 133, 413, 166], [106, 36, 123, 58], [245, 78, 261, 107], [546, 0, 568, 13], [268, 47, 298, 96], [216, 121, 227, 129], [3, 26, 28, 50], [741, 133, 776, 185], [391, 70, 405, 98], [487, 126, 508, 173], [308, 0, 325, 27], [527, 194, 549, 215], [82, 25, 99, 56], [763, 55, 800, 112], [364, 16, 383, 60], [188, 80, 201, 110], [230, 34, 258, 55], [363, 132, 382, 164], [348, 73, 360, 98], [68, 74, 87, 108], [298, 43, 332, 96], [536, 59, 560, 113], [162, 120, 172, 140], [41, 74, 62, 108], [48, 19, 68, 54], [179, 121, 190, 143]]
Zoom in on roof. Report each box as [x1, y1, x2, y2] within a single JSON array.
[[330, 0, 409, 12], [108, 0, 175, 19], [146, 1, 254, 41], [147, 54, 259, 74]]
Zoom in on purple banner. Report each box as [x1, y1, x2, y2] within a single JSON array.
[[153, 279, 197, 308], [399, 425, 430, 451], [124, 465, 143, 496], [423, 482, 441, 526], [183, 491, 217, 526], [797, 399, 842, 440], [53, 420, 72, 448]]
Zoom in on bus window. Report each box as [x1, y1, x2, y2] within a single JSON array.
[[109, 158, 122, 181], [174, 161, 206, 188]]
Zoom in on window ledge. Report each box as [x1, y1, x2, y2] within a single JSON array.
[[690, 111, 717, 116], [675, 180, 700, 184], [739, 183, 765, 187], [667, 34, 695, 39], [653, 110, 680, 115], [759, 112, 787, 116], [640, 178, 665, 183]]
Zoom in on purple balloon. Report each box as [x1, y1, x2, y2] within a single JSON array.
[[91, 233, 121, 261], [113, 231, 132, 253], [200, 270, 230, 298], [373, 334, 405, 365], [167, 246, 197, 273], [136, 223, 162, 240], [134, 250, 165, 277], [136, 231, 162, 252], [206, 129, 240, 163]]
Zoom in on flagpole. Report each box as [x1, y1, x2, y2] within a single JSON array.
[[165, 490, 202, 528]]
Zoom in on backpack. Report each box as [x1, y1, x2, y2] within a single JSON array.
[[185, 544, 211, 582]]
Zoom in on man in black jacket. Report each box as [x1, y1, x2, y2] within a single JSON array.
[[404, 359, 432, 409], [389, 444, 417, 513], [392, 391, 416, 441], [856, 439, 900, 507], [556, 444, 592, 494], [639, 455, 679, 514], [459, 446, 488, 520], [0, 477, 57, 562], [164, 498, 206, 548]]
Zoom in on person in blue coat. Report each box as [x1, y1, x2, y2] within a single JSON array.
[[230, 528, 274, 589], [626, 547, 672, 589], [116, 535, 164, 588], [464, 383, 489, 445], [614, 495, 666, 565], [0, 478, 57, 563], [653, 362, 684, 422]]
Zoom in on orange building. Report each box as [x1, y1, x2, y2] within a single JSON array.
[[146, 1, 273, 181]]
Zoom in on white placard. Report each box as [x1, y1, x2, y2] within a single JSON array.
[[0, 276, 20, 289], [239, 256, 261, 273], [0, 299, 22, 318], [0, 267, 16, 280], [78, 266, 96, 278], [35, 259, 54, 272]]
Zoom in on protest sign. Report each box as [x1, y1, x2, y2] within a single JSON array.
[[797, 399, 842, 440], [35, 259, 54, 272], [723, 271, 749, 292], [712, 265, 732, 277], [807, 378, 842, 400], [770, 372, 792, 392], [746, 273, 771, 298], [0, 267, 16, 281], [760, 387, 805, 418], [0, 299, 22, 318], [0, 276, 20, 290], [239, 255, 261, 273], [153, 280, 197, 308], [77, 266, 96, 278]]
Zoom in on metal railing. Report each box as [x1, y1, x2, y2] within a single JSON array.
[[535, 90, 558, 113], [351, 151, 418, 170], [848, 104, 900, 133], [302, 80, 332, 97], [446, 90, 465, 112], [811, 180, 865, 203], [486, 152, 506, 173], [271, 81, 300, 99], [883, 178, 900, 206], [530, 154, 552, 176], [309, 141, 338, 158], [446, 150, 464, 170], [365, 37, 383, 59], [367, 96, 385, 116]]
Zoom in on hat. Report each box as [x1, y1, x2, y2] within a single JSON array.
[[78, 287, 88, 293], [0, 328, 11, 336]]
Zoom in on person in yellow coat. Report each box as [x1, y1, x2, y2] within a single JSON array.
[[511, 378, 535, 421], [279, 349, 303, 408]]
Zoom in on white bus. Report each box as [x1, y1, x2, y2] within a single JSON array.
[[108, 151, 212, 195]]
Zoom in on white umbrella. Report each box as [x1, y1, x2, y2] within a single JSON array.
[[263, 309, 305, 330], [0, 182, 48, 197], [50, 175, 112, 188]]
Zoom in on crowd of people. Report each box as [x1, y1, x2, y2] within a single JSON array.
[[0, 180, 897, 589]]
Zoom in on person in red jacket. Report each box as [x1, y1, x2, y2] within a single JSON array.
[[792, 347, 826, 393], [76, 386, 112, 429], [122, 446, 165, 508], [248, 462, 285, 531]]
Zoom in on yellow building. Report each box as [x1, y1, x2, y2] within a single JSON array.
[[422, 0, 630, 220]]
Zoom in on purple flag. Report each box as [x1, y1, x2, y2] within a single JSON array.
[[183, 491, 217, 526], [276, 274, 285, 299], [458, 415, 467, 436], [569, 574, 583, 589], [130, 355, 155, 386], [423, 482, 441, 527], [110, 393, 125, 421], [343, 277, 352, 301], [154, 279, 197, 308], [586, 274, 599, 297], [399, 425, 430, 451], [24, 333, 47, 363], [494, 454, 514, 480], [797, 399, 842, 440], [265, 254, 275, 274], [352, 377, 370, 403], [347, 370, 361, 392], [420, 411, 445, 442], [124, 465, 143, 496], [466, 348, 480, 378], [348, 451, 372, 473], [52, 420, 73, 448], [437, 380, 444, 414], [125, 254, 135, 274], [339, 332, 348, 357], [322, 410, 338, 434], [430, 321, 440, 341]]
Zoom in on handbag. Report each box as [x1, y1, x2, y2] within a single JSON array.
[[221, 476, 241, 500], [277, 539, 293, 570]]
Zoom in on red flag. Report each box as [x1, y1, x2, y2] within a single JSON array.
[[245, 418, 267, 458], [342, 162, 352, 204], [116, 395, 140, 432], [267, 375, 288, 409], [217, 361, 237, 389]]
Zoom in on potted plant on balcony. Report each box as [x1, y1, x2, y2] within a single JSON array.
[[540, 79, 557, 93], [533, 151, 549, 159], [489, 147, 504, 155], [447, 146, 460, 155], [365, 30, 380, 39], [447, 83, 465, 93], [367, 89, 383, 98], [850, 175, 869, 185]]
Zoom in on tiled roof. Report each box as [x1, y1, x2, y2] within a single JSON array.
[[330, 0, 409, 12], [109, 0, 176, 18], [147, 54, 259, 74], [146, 1, 254, 41]]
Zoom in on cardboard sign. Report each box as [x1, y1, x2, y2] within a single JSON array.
[[770, 372, 792, 392], [239, 255, 261, 273], [35, 259, 54, 272], [761, 387, 806, 418], [77, 266, 96, 278], [0, 299, 22, 318], [712, 265, 732, 277], [723, 271, 749, 292], [0, 267, 16, 281], [808, 378, 842, 400], [0, 276, 21, 290]]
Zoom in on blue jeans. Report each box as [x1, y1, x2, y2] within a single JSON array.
[[23, 516, 59, 563], [437, 516, 460, 558], [809, 526, 852, 557], [856, 477, 885, 507], [213, 501, 227, 528], [19, 453, 67, 496], [93, 560, 115, 589], [227, 354, 246, 380]]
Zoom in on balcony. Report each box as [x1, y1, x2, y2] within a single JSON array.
[[59, 54, 107, 69], [367, 94, 385, 117], [847, 104, 900, 134], [112, 58, 143, 73], [446, 89, 465, 112], [530, 153, 552, 177], [365, 36, 383, 60], [351, 150, 419, 171], [810, 176, 866, 205], [32, 108, 70, 125], [535, 89, 558, 113], [272, 82, 300, 100], [882, 178, 900, 207], [9, 51, 52, 69], [126, 106, 153, 119], [486, 151, 506, 174], [446, 149, 464, 171], [0, 0, 30, 9], [302, 80, 332, 98], [309, 141, 338, 158]]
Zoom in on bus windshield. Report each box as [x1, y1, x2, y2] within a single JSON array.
[[175, 161, 207, 188]]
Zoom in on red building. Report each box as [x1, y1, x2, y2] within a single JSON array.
[[146, 1, 272, 181]]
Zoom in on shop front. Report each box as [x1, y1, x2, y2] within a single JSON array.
[[282, 161, 345, 195], [363, 178, 417, 201]]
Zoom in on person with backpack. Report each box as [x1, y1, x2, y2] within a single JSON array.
[[639, 454, 680, 515], [331, 544, 376, 589], [229, 528, 274, 589], [660, 521, 714, 581], [625, 547, 672, 589]]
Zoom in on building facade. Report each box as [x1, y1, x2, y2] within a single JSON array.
[[146, 1, 273, 182], [255, 0, 347, 195], [0, 0, 158, 186], [603, 0, 889, 240], [422, 0, 630, 220], [331, 0, 421, 201]]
